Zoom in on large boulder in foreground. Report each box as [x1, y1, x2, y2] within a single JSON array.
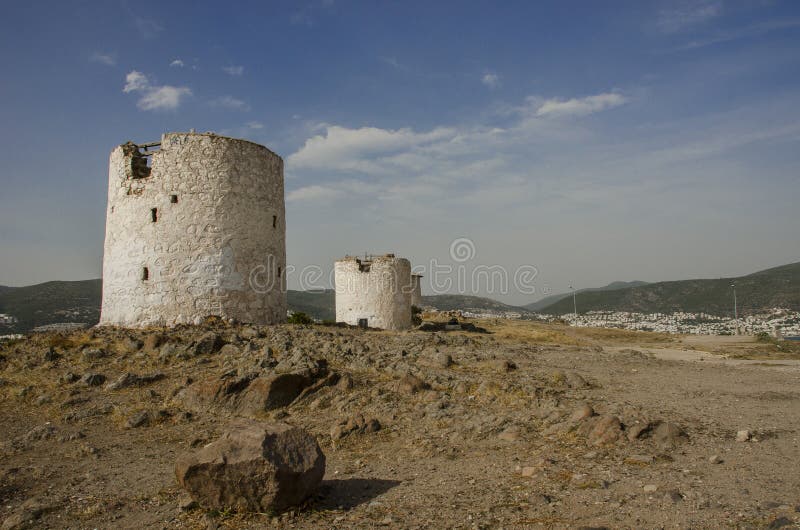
[[175, 421, 325, 513]]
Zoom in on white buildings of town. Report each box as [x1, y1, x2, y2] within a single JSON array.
[[551, 308, 800, 337]]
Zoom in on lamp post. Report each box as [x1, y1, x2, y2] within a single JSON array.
[[569, 284, 577, 317], [731, 282, 738, 335]]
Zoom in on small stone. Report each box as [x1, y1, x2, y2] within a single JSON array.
[[498, 426, 521, 442], [736, 430, 751, 442], [80, 373, 106, 387], [435, 352, 453, 368], [491, 359, 516, 372], [43, 348, 60, 362], [520, 466, 537, 477], [396, 374, 430, 394], [643, 484, 658, 493], [664, 490, 684, 503], [218, 344, 239, 357], [569, 403, 594, 422], [709, 454, 723, 464], [192, 332, 225, 356], [60, 372, 80, 384], [125, 410, 151, 429], [80, 348, 107, 362]]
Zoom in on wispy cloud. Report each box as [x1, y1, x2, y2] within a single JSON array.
[[533, 92, 627, 118], [481, 72, 501, 89], [222, 65, 244, 76], [89, 52, 116, 66], [132, 15, 163, 39], [210, 95, 250, 111], [170, 58, 184, 67], [122, 71, 191, 111], [656, 1, 722, 33], [674, 18, 800, 50], [246, 121, 264, 129]]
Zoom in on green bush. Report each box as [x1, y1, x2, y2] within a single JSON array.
[[287, 312, 313, 325]]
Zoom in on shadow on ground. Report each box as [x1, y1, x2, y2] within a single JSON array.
[[312, 478, 401, 510]]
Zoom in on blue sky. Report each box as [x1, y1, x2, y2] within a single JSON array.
[[1, 0, 798, 304]]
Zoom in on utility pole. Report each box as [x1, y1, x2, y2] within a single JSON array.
[[569, 284, 577, 317], [731, 282, 738, 335]]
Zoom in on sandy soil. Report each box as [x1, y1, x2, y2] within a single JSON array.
[[0, 320, 798, 529]]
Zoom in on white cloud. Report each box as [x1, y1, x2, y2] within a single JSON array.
[[123, 71, 150, 93], [222, 65, 244, 76], [656, 1, 722, 33], [246, 121, 264, 129], [89, 52, 116, 66], [288, 125, 456, 171], [122, 70, 192, 111], [138, 86, 192, 111], [481, 73, 500, 89], [287, 184, 344, 202], [170, 59, 184, 67], [534, 92, 627, 118], [210, 95, 250, 111]]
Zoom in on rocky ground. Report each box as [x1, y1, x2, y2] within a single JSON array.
[[0, 318, 798, 529]]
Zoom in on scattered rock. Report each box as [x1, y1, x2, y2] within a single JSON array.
[[626, 421, 652, 441], [105, 372, 165, 391], [736, 430, 751, 442], [175, 421, 325, 513], [491, 359, 516, 372], [59, 372, 79, 385], [122, 337, 144, 352], [652, 422, 688, 448], [142, 334, 165, 352], [565, 372, 588, 389], [177, 369, 323, 417], [435, 352, 453, 368], [80, 348, 107, 362], [767, 517, 793, 529], [664, 490, 684, 503], [569, 403, 594, 422], [43, 348, 60, 362], [125, 410, 152, 429], [586, 415, 623, 446], [192, 333, 225, 356], [80, 373, 106, 387], [336, 373, 354, 391], [643, 484, 658, 493], [218, 344, 239, 357], [498, 426, 521, 442], [331, 414, 381, 440], [396, 374, 430, 395], [709, 454, 723, 464]]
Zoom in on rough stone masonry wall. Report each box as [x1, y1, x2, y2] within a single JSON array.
[[411, 275, 422, 308], [100, 132, 286, 327], [334, 257, 413, 330]]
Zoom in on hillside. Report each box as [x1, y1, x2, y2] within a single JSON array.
[[287, 289, 335, 321], [421, 294, 530, 314], [0, 279, 102, 333], [524, 281, 648, 311], [541, 262, 800, 316]]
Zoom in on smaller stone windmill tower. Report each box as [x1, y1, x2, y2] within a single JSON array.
[[100, 132, 286, 327], [334, 254, 414, 330]]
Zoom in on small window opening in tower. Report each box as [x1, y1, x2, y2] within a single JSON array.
[[170, 194, 178, 204], [273, 215, 277, 228], [277, 266, 282, 278], [150, 208, 158, 222], [141, 267, 149, 281]]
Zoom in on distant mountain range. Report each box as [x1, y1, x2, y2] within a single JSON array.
[[0, 261, 797, 333], [537, 262, 800, 316]]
